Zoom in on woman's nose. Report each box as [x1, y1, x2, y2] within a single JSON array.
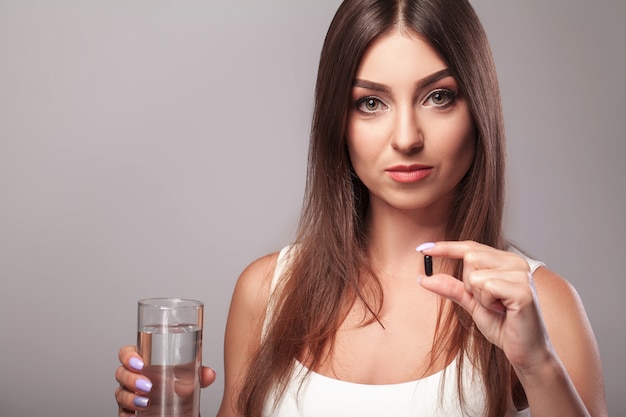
[[390, 107, 423, 153]]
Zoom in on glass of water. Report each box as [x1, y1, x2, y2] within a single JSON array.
[[137, 298, 203, 417]]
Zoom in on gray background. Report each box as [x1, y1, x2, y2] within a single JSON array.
[[1, 0, 624, 416]]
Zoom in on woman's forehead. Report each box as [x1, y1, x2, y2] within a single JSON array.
[[355, 31, 448, 84]]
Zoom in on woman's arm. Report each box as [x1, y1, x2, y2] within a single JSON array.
[[217, 252, 278, 417], [519, 267, 608, 416], [418, 241, 608, 417]]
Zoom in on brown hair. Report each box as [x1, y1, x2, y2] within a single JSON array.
[[238, 0, 511, 416]]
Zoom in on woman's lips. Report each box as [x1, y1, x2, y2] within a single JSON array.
[[385, 165, 433, 183]]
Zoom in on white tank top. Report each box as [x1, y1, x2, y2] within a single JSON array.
[[261, 246, 543, 417]]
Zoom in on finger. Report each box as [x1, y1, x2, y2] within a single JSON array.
[[118, 345, 145, 373], [419, 273, 476, 314], [419, 240, 488, 259], [422, 241, 528, 272], [467, 268, 533, 310], [475, 275, 536, 313], [468, 279, 507, 313], [115, 384, 149, 414], [118, 404, 135, 417], [464, 268, 530, 296], [201, 366, 217, 388], [116, 360, 153, 393]]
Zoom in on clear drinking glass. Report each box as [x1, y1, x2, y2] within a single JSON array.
[[137, 298, 203, 417]]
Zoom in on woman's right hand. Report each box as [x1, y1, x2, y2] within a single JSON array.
[[115, 345, 217, 417]]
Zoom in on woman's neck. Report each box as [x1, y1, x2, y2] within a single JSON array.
[[364, 200, 450, 279]]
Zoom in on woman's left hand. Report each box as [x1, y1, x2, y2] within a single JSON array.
[[418, 240, 552, 372]]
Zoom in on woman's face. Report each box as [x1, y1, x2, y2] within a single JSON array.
[[346, 31, 476, 214]]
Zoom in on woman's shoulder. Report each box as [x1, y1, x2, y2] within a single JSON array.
[[531, 266, 607, 415], [229, 245, 294, 327], [223, 250, 283, 353], [530, 266, 595, 351], [531, 265, 598, 364], [233, 250, 282, 308], [220, 249, 287, 415], [531, 266, 582, 313]]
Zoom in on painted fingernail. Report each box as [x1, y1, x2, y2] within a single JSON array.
[[416, 242, 435, 252], [134, 396, 149, 408], [135, 378, 152, 392], [129, 357, 144, 371]]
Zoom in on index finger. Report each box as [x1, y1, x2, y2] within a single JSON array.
[[118, 345, 144, 372], [418, 240, 524, 271], [417, 240, 489, 259]]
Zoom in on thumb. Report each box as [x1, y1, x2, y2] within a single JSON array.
[[419, 273, 475, 313], [200, 366, 217, 388]]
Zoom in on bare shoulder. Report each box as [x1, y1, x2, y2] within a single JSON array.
[[531, 266, 591, 337], [532, 266, 608, 416], [218, 251, 281, 417], [532, 267, 584, 314], [230, 251, 281, 322], [235, 251, 281, 293], [532, 266, 596, 356]]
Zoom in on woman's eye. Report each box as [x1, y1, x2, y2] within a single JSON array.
[[424, 89, 457, 108], [355, 97, 387, 114]]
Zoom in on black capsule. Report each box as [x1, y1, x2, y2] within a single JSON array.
[[424, 255, 433, 276]]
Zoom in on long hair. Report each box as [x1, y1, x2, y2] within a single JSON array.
[[238, 0, 510, 416]]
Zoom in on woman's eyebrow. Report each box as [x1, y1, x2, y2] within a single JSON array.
[[352, 68, 452, 93], [415, 68, 452, 90], [352, 79, 391, 93]]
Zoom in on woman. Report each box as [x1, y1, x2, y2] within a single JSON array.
[[116, 0, 608, 415]]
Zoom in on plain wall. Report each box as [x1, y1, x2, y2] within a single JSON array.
[[1, 1, 624, 416]]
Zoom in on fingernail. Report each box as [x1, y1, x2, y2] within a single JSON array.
[[417, 275, 426, 285], [416, 242, 435, 253], [135, 378, 152, 392], [134, 396, 149, 408], [129, 357, 144, 371]]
